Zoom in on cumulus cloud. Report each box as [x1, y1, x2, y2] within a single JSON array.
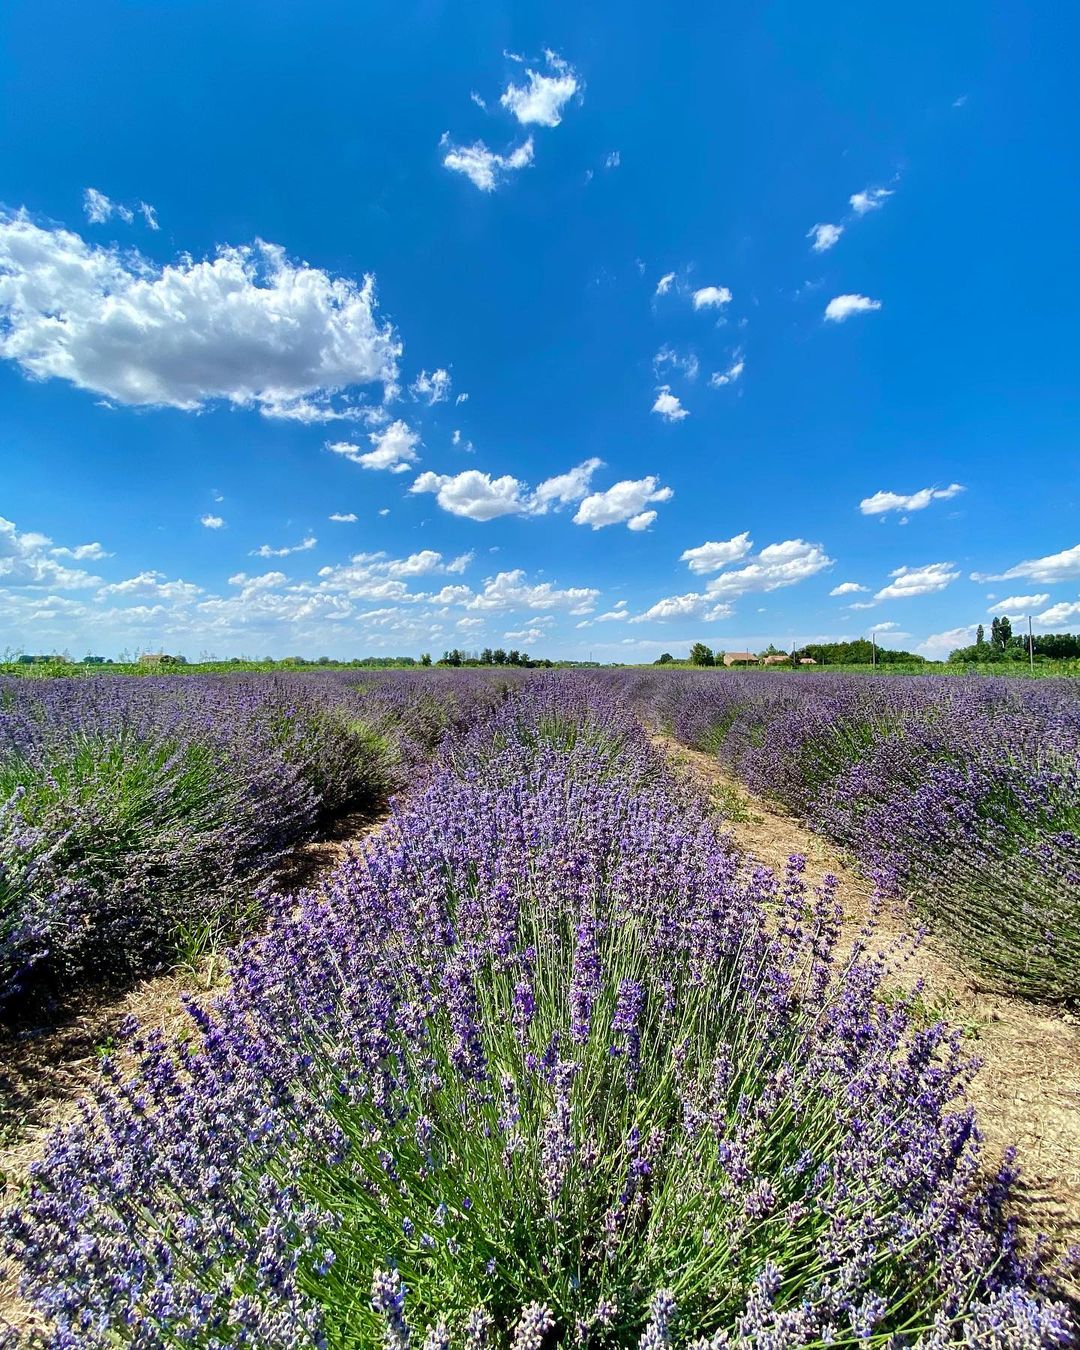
[[50, 541, 111, 561], [227, 571, 288, 592], [1037, 599, 1080, 626], [680, 533, 754, 575], [830, 581, 868, 596], [627, 511, 656, 531], [859, 483, 964, 516], [916, 626, 976, 658], [971, 543, 1080, 585], [990, 594, 1050, 612], [0, 215, 400, 418], [808, 223, 843, 252], [411, 459, 650, 526], [850, 186, 893, 215], [329, 512, 358, 523], [410, 368, 451, 404], [709, 352, 745, 387], [327, 421, 421, 474], [500, 52, 580, 126], [703, 540, 834, 599], [652, 386, 689, 421], [824, 294, 881, 322], [411, 469, 528, 521], [250, 536, 317, 558], [83, 188, 158, 230], [655, 272, 676, 296], [573, 477, 673, 531], [200, 514, 225, 529], [465, 569, 598, 615], [97, 571, 202, 602], [594, 602, 629, 622], [691, 285, 732, 310], [874, 562, 959, 601], [530, 457, 604, 512], [441, 135, 534, 191], [0, 516, 104, 589], [604, 151, 620, 169]]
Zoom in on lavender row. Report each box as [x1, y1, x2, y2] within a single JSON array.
[[0, 670, 515, 1009], [2, 675, 1072, 1345], [621, 669, 1080, 1003]]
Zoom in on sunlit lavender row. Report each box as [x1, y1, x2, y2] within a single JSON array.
[[1, 675, 1073, 1346], [0, 671, 517, 1008], [620, 668, 1080, 1002]]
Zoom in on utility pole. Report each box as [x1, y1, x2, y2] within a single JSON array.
[[1028, 615, 1034, 672]]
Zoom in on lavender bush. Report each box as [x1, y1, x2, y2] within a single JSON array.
[[0, 671, 512, 1008], [631, 669, 1080, 1003], [2, 676, 1072, 1345]]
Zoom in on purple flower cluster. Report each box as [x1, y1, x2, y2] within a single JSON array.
[[630, 669, 1080, 1002], [2, 675, 1072, 1345], [0, 670, 513, 1008]]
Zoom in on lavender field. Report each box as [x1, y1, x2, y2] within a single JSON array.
[[628, 669, 1080, 1003], [1, 671, 1078, 1345], [0, 671, 516, 1009]]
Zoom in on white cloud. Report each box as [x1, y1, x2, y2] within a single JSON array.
[[83, 188, 133, 225], [411, 368, 451, 404], [595, 602, 629, 622], [0, 516, 103, 589], [808, 223, 843, 252], [97, 571, 202, 602], [605, 151, 620, 169], [50, 541, 111, 561], [859, 483, 964, 516], [573, 477, 673, 530], [530, 457, 604, 511], [869, 620, 899, 631], [500, 53, 580, 127], [917, 626, 976, 658], [874, 562, 959, 601], [139, 202, 159, 231], [200, 514, 226, 529], [680, 533, 754, 575], [830, 581, 868, 596], [991, 594, 1050, 612], [251, 536, 317, 558], [654, 347, 699, 381], [227, 571, 288, 592], [465, 569, 598, 614], [411, 469, 529, 521], [328, 421, 421, 474], [1036, 599, 1080, 626], [0, 215, 400, 417], [441, 135, 534, 191], [972, 544, 1080, 585], [455, 392, 469, 405], [329, 512, 358, 523], [627, 511, 657, 531], [691, 285, 732, 310], [703, 540, 833, 599], [850, 187, 893, 215], [825, 294, 881, 322], [655, 272, 676, 296], [652, 385, 689, 421], [709, 352, 745, 387]]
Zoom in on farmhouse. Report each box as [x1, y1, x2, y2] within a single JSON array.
[[723, 651, 757, 667]]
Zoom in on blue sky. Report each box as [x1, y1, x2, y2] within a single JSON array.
[[2, 1, 1078, 661]]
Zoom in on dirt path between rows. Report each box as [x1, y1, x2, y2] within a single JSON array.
[[0, 804, 386, 1338], [656, 734, 1080, 1269]]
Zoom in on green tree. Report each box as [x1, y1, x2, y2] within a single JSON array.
[[975, 624, 986, 648], [655, 652, 675, 665], [419, 653, 432, 666], [990, 616, 1013, 651], [689, 643, 715, 667]]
